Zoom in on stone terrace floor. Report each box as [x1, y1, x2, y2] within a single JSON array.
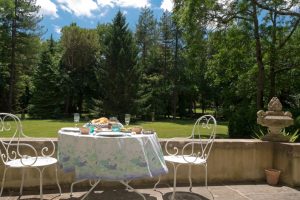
[[1, 184, 300, 200]]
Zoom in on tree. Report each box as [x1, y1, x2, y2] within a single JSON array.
[[60, 23, 99, 115], [173, 0, 213, 115], [252, 0, 300, 99], [29, 36, 62, 118], [135, 7, 161, 117], [101, 11, 139, 117], [174, 0, 300, 137], [136, 7, 157, 67], [206, 26, 257, 137], [0, 0, 41, 112], [158, 11, 175, 118]]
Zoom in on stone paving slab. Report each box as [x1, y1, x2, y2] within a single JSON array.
[[0, 184, 299, 200]]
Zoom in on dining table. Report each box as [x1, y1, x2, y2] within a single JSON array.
[[58, 128, 168, 199]]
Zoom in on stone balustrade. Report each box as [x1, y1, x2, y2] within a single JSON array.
[[0, 138, 299, 191]]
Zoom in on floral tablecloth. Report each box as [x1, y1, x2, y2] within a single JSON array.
[[58, 130, 168, 181]]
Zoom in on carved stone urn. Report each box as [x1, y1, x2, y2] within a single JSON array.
[[257, 97, 294, 142]]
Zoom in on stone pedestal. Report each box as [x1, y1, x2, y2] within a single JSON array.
[[257, 97, 294, 142]]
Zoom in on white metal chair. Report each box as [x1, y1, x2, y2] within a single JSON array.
[[0, 113, 61, 199], [154, 115, 217, 200]]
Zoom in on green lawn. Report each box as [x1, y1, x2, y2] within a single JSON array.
[[5, 119, 228, 138]]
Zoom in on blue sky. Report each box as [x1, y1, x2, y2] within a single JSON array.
[[36, 0, 174, 40]]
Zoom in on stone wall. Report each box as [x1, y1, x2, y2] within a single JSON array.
[[0, 138, 299, 191]]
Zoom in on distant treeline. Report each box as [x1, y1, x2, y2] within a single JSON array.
[[0, 0, 299, 138]]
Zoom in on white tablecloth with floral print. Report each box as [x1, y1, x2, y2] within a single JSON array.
[[58, 130, 168, 181]]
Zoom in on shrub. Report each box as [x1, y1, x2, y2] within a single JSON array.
[[228, 106, 257, 138]]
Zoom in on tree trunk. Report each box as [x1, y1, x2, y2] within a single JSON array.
[[8, 0, 18, 112], [201, 94, 205, 114], [172, 89, 178, 119], [172, 25, 179, 119], [251, 0, 265, 110], [269, 12, 277, 99]]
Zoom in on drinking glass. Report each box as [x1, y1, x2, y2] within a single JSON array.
[[74, 113, 80, 128], [125, 114, 131, 127]]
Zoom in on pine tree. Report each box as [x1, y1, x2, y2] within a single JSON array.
[[135, 7, 162, 117], [101, 11, 139, 117], [29, 36, 62, 118]]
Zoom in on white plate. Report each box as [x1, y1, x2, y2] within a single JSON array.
[[61, 127, 80, 132], [95, 132, 127, 137], [96, 128, 112, 132]]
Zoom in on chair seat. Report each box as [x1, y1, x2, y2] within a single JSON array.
[[5, 156, 57, 168], [164, 155, 206, 165]]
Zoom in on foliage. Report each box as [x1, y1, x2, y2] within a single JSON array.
[[0, 0, 41, 112], [60, 23, 100, 115], [29, 36, 63, 118], [135, 7, 160, 117], [282, 129, 299, 143], [228, 105, 257, 138], [295, 115, 300, 130], [252, 128, 266, 140], [252, 128, 300, 143], [1, 2, 299, 139], [100, 11, 139, 117]]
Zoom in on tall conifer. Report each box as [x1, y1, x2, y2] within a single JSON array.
[[101, 11, 139, 116]]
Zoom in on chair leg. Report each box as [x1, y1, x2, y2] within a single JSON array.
[[0, 167, 8, 196], [204, 164, 214, 200], [171, 164, 180, 200], [153, 176, 161, 191], [20, 168, 25, 195], [55, 165, 62, 195], [205, 164, 208, 189], [38, 168, 45, 200], [188, 164, 193, 192]]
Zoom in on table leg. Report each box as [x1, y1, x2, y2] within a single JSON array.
[[80, 180, 101, 200], [125, 180, 132, 191], [120, 180, 146, 200], [70, 179, 87, 197]]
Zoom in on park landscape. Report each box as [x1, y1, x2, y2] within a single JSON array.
[[0, 0, 300, 200]]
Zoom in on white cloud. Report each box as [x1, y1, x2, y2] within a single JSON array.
[[99, 8, 109, 17], [97, 0, 150, 8], [97, 0, 114, 7], [54, 25, 61, 34], [160, 0, 173, 12], [57, 0, 98, 17], [281, 0, 300, 12], [36, 0, 58, 18], [60, 4, 71, 13]]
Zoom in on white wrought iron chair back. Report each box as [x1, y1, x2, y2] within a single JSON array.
[[155, 115, 217, 200], [165, 115, 216, 161], [0, 113, 61, 199]]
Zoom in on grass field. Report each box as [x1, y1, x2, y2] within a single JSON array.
[[3, 119, 228, 138]]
